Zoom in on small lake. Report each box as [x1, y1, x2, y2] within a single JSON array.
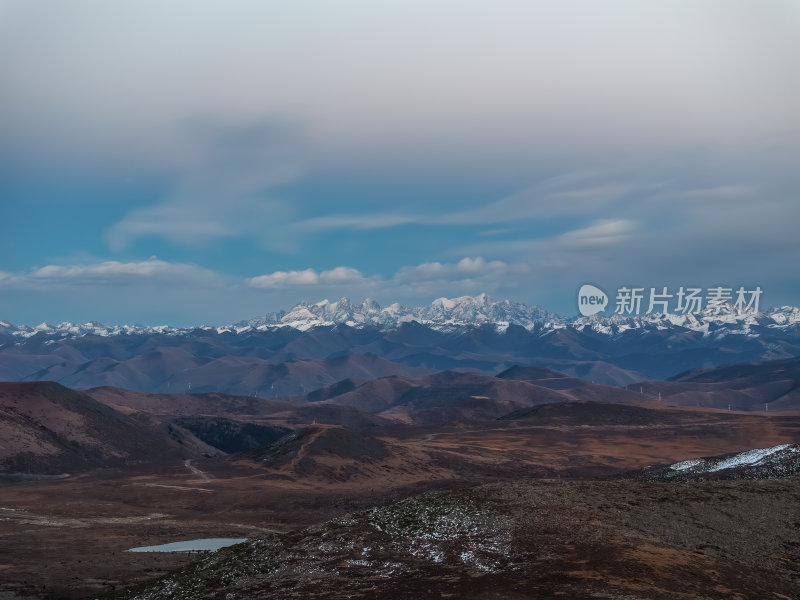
[[127, 538, 247, 552]]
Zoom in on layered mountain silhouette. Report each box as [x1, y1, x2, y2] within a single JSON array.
[[82, 356, 800, 429], [2, 294, 799, 394], [4, 356, 800, 479]]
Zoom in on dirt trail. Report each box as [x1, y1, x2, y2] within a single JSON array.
[[288, 427, 327, 471], [184, 459, 211, 482]]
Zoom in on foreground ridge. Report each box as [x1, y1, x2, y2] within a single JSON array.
[[109, 475, 800, 599]]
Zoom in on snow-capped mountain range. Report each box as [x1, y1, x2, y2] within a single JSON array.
[[239, 294, 561, 331], [1, 293, 799, 340]]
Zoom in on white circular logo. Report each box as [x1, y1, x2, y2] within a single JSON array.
[[577, 284, 608, 316]]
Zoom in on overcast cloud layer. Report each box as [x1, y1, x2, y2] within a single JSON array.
[[1, 1, 799, 325]]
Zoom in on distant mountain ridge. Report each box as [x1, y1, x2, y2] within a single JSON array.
[[3, 295, 800, 394], [2, 293, 799, 339]]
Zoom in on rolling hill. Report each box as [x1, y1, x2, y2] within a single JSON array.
[[635, 356, 800, 410], [0, 382, 216, 474]]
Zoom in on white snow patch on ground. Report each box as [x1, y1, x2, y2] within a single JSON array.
[[670, 459, 703, 471], [669, 444, 798, 474], [708, 444, 795, 472]]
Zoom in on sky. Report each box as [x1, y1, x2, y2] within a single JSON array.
[[1, 1, 799, 326]]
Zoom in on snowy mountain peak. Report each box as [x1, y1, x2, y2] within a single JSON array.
[[220, 295, 547, 332]]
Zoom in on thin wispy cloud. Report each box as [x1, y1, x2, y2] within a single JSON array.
[[248, 266, 368, 289], [0, 259, 223, 288], [557, 219, 635, 249], [292, 214, 419, 232], [393, 257, 508, 284], [277, 170, 640, 241], [106, 117, 302, 250]]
